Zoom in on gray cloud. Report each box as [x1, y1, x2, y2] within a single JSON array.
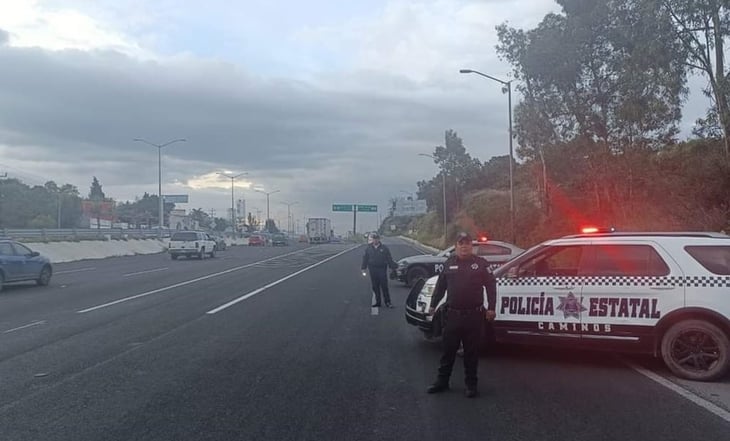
[[0, 44, 511, 231]]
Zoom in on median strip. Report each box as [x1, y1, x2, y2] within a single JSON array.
[[206, 245, 359, 314], [77, 248, 314, 314]]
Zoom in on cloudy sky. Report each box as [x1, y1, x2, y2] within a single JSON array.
[[0, 0, 712, 234]]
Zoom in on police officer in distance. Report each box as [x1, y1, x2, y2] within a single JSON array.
[[427, 232, 497, 398], [361, 233, 398, 308]]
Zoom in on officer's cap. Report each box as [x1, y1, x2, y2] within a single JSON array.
[[370, 233, 380, 239], [456, 232, 472, 244]]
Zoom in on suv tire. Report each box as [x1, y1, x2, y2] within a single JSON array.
[[661, 319, 730, 381], [406, 266, 429, 287]]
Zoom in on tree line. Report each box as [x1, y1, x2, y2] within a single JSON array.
[[411, 1, 730, 247]]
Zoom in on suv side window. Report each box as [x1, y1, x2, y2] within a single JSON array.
[[586, 245, 670, 276], [516, 245, 586, 278], [684, 245, 730, 275]]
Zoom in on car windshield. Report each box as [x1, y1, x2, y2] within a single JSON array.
[[3, 2, 730, 439]]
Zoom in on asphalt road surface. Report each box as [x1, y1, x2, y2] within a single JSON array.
[[0, 238, 728, 440]]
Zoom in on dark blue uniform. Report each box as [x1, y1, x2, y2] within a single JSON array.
[[429, 254, 497, 392], [361, 243, 397, 307]]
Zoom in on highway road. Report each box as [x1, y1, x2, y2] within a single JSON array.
[[0, 238, 728, 440]]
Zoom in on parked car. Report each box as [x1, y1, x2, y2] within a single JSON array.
[[393, 238, 525, 286], [0, 240, 53, 291], [405, 229, 730, 381]]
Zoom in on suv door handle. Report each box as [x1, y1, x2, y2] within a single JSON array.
[[650, 286, 676, 290], [553, 286, 575, 290]]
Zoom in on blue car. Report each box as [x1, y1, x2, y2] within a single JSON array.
[[0, 240, 53, 291]]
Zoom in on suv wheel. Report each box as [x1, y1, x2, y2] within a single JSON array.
[[406, 266, 428, 287], [661, 319, 730, 381]]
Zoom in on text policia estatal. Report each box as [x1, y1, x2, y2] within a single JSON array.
[[499, 293, 661, 319]]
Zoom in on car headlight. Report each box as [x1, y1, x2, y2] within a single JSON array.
[[421, 282, 436, 297], [398, 260, 408, 268]]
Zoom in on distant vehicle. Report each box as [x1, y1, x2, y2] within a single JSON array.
[[272, 233, 289, 246], [392, 237, 524, 286], [168, 231, 217, 260], [0, 240, 53, 291], [298, 235, 308, 243], [207, 233, 227, 251], [248, 234, 266, 246], [307, 218, 332, 244]]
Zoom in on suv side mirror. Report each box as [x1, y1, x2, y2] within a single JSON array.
[[30, 251, 40, 257]]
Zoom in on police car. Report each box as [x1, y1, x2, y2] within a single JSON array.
[[392, 236, 524, 286], [405, 229, 730, 381]]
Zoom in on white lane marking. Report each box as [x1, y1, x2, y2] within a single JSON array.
[[207, 246, 359, 314], [122, 267, 169, 277], [55, 267, 96, 275], [624, 361, 730, 423], [3, 320, 47, 334], [77, 247, 315, 314]]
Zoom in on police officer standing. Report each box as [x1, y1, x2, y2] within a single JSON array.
[[361, 233, 398, 308], [427, 232, 497, 398]]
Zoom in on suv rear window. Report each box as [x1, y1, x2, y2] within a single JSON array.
[[685, 246, 730, 275], [171, 232, 198, 241]]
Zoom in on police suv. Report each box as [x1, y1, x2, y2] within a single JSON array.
[[392, 237, 524, 286], [405, 230, 730, 381]]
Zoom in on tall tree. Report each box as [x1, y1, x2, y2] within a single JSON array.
[[661, 0, 730, 156], [88, 176, 105, 200], [496, 0, 687, 214]]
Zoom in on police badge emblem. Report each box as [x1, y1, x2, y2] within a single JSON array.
[[471, 263, 479, 270], [556, 292, 587, 319]]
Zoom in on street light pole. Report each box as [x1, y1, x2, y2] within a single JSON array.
[[459, 69, 516, 243], [419, 153, 447, 248], [255, 189, 280, 231], [218, 172, 247, 234], [133, 138, 187, 238], [281, 201, 298, 233]]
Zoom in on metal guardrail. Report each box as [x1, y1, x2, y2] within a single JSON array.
[[0, 228, 174, 242]]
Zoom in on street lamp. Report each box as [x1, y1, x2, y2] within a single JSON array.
[[218, 172, 248, 234], [133, 137, 187, 238], [419, 153, 447, 248], [255, 189, 280, 231], [459, 68, 516, 243], [281, 201, 298, 233]]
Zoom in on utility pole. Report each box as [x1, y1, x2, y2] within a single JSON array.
[[218, 172, 247, 234], [133, 138, 186, 238], [281, 201, 298, 233]]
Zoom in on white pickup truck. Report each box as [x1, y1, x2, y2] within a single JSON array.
[[168, 231, 217, 260]]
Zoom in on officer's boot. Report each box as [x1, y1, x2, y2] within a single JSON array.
[[427, 378, 450, 394]]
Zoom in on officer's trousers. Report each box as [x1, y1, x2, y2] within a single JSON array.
[[437, 308, 482, 388], [368, 267, 391, 305]]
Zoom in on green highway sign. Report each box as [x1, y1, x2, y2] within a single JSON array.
[[356, 205, 377, 212], [332, 204, 353, 212]]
